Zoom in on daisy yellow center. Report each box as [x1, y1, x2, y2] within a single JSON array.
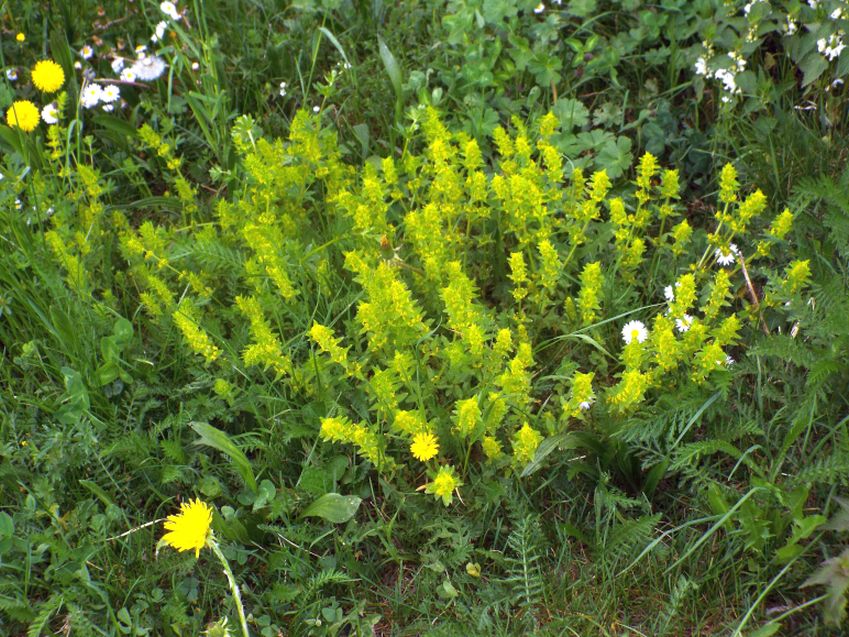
[[162, 498, 213, 557], [6, 100, 40, 133], [410, 431, 439, 462], [31, 60, 65, 93]]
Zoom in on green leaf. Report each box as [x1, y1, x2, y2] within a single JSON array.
[[57, 367, 90, 425], [745, 623, 781, 637], [301, 493, 361, 524], [799, 51, 829, 87], [79, 479, 116, 509], [377, 36, 403, 102], [190, 421, 257, 492], [596, 135, 633, 179], [318, 27, 352, 70], [553, 98, 589, 130], [0, 512, 13, 538], [521, 432, 581, 477]]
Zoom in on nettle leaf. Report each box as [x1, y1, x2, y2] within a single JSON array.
[[301, 493, 362, 524], [799, 51, 829, 87]]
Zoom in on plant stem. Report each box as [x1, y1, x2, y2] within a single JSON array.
[[209, 537, 251, 637]]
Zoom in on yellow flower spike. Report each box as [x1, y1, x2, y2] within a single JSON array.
[[5, 100, 40, 132], [410, 431, 439, 462], [162, 498, 213, 558], [31, 60, 65, 92]]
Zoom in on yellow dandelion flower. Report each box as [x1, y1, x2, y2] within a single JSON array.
[[16, 32, 25, 43], [410, 431, 439, 462], [162, 498, 213, 558], [5, 100, 40, 132], [425, 465, 463, 506], [31, 60, 65, 93]]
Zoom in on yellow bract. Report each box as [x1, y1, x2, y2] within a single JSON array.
[[162, 498, 213, 558], [5, 100, 40, 132], [426, 465, 462, 506], [31, 59, 65, 92]]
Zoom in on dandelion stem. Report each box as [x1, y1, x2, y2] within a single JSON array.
[[209, 538, 251, 637]]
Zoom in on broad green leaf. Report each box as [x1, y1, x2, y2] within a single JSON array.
[[0, 512, 13, 538], [301, 493, 361, 523], [553, 97, 589, 130], [377, 36, 402, 101], [799, 51, 828, 87], [522, 432, 581, 477], [190, 421, 257, 492]]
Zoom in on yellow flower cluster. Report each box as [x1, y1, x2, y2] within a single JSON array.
[[235, 295, 290, 375], [172, 301, 221, 364], [425, 465, 462, 506]]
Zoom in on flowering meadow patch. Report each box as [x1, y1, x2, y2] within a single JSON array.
[[1, 1, 848, 635]]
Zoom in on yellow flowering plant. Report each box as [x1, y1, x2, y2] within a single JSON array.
[[159, 499, 250, 637], [30, 107, 806, 512]]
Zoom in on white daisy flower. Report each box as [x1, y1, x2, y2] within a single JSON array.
[[81, 83, 103, 108], [74, 61, 82, 70], [41, 103, 59, 124], [622, 320, 649, 345], [152, 20, 168, 43], [534, 2, 545, 12], [675, 314, 694, 333], [715, 243, 739, 266], [160, 1, 180, 19], [131, 55, 167, 81], [312, 105, 320, 113], [81, 44, 94, 59], [5, 68, 17, 81], [111, 57, 125, 73], [120, 68, 137, 82], [663, 285, 675, 302], [101, 84, 120, 103], [191, 62, 200, 71]]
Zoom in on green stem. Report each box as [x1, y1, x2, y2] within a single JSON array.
[[209, 537, 251, 637]]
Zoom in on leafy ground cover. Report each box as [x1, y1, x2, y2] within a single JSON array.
[[2, 1, 849, 635]]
